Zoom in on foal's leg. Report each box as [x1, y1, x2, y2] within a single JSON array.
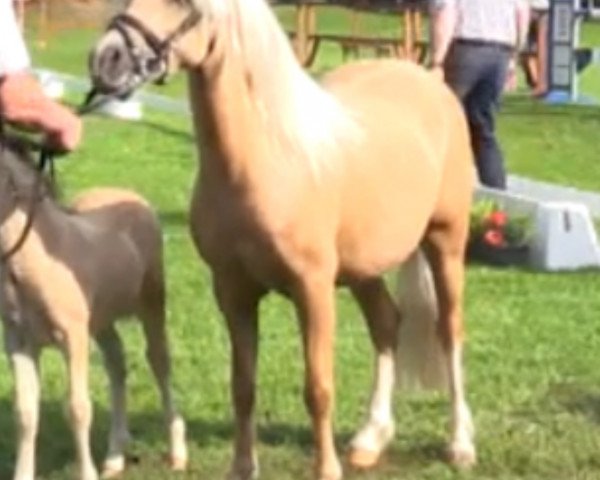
[[294, 272, 341, 480], [138, 305, 187, 471], [95, 327, 131, 477], [64, 325, 99, 480], [347, 278, 399, 469], [4, 324, 40, 480], [213, 272, 262, 480], [423, 229, 475, 467]]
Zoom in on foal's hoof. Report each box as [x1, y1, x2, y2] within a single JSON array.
[[101, 458, 125, 479], [101, 467, 124, 479], [347, 447, 381, 470], [226, 469, 258, 480], [169, 454, 188, 472], [447, 441, 476, 469]]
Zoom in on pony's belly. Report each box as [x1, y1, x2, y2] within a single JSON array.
[[337, 232, 422, 281]]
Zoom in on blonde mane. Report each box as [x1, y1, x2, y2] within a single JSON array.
[[191, 0, 361, 176]]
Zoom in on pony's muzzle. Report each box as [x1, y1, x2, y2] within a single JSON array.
[[89, 39, 135, 96]]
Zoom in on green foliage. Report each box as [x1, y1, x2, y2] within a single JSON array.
[[469, 200, 532, 248]]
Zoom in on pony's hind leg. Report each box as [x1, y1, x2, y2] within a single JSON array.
[[95, 326, 131, 478], [138, 276, 187, 471], [213, 271, 262, 480], [63, 324, 99, 480], [4, 323, 41, 480], [347, 278, 399, 470], [293, 271, 342, 480], [423, 228, 475, 468]]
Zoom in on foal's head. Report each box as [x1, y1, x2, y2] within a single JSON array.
[[0, 138, 55, 221], [89, 0, 220, 97]]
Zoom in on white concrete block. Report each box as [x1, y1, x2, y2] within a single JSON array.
[[97, 97, 144, 121], [475, 188, 600, 271], [531, 202, 600, 270], [37, 70, 65, 99]]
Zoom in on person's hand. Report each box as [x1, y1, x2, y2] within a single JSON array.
[[504, 57, 518, 93], [0, 72, 83, 152], [44, 108, 82, 153]]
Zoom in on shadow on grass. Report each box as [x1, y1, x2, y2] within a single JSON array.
[[0, 399, 232, 478], [159, 210, 189, 229], [0, 396, 448, 478], [138, 119, 194, 144], [551, 382, 600, 424]]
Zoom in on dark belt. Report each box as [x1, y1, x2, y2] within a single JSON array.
[[453, 38, 514, 53]]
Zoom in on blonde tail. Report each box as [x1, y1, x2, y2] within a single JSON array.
[[395, 248, 448, 391]]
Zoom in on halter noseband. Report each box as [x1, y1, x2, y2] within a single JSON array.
[[106, 10, 202, 94]]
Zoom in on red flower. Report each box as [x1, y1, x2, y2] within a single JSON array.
[[486, 210, 508, 228], [483, 229, 506, 247]]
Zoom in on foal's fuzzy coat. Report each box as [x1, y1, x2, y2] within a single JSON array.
[[0, 141, 187, 480]]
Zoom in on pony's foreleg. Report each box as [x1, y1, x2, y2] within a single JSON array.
[[4, 324, 40, 480], [347, 278, 399, 470], [294, 273, 342, 480], [214, 272, 261, 480], [423, 235, 476, 468], [64, 325, 99, 480], [95, 327, 131, 478]]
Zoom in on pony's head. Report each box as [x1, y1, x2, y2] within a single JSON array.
[[89, 0, 221, 97]]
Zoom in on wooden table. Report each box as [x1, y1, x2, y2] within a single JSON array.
[[274, 0, 429, 68]]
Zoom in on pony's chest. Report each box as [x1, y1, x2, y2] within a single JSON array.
[[192, 195, 314, 291], [0, 269, 61, 346]]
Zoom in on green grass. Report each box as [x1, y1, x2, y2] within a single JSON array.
[[3, 6, 600, 480]]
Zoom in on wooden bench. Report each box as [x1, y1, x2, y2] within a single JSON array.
[[273, 0, 429, 68]]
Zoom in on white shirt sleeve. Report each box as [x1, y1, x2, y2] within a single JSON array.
[[430, 0, 456, 11], [0, 0, 30, 76]]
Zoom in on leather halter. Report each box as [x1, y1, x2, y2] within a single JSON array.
[[105, 10, 202, 95], [0, 135, 50, 264]]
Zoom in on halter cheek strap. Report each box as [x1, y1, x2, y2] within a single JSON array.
[[107, 10, 202, 86]]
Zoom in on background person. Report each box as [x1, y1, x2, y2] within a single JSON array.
[[429, 0, 529, 190]]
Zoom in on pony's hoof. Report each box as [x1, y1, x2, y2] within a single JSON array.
[[447, 441, 476, 469], [101, 458, 125, 479], [316, 472, 343, 480], [347, 421, 393, 470], [347, 447, 381, 470], [226, 464, 259, 480], [101, 466, 124, 479], [169, 454, 188, 472]]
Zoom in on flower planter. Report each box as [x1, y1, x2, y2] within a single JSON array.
[[466, 241, 530, 267]]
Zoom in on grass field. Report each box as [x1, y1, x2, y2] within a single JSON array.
[[2, 5, 600, 480]]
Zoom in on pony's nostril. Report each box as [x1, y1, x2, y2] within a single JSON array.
[[101, 45, 131, 76], [90, 43, 135, 93], [109, 48, 122, 64]]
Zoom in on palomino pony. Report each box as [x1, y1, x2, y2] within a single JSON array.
[[89, 0, 476, 478], [0, 138, 187, 480]]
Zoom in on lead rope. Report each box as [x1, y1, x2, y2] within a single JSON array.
[[0, 88, 107, 263]]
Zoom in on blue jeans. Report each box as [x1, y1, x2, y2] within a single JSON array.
[[444, 41, 511, 189]]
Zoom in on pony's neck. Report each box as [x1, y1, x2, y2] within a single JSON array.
[[187, 35, 274, 183], [185, 5, 358, 185]]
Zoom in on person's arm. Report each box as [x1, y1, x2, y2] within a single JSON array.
[[505, 0, 530, 92], [429, 0, 458, 69], [0, 0, 81, 152], [515, 0, 531, 52]]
